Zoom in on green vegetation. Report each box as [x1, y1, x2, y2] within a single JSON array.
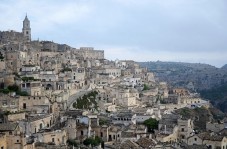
[[0, 84, 28, 96], [0, 52, 4, 60], [16, 91, 29, 96], [143, 118, 159, 133], [199, 83, 227, 113], [67, 139, 78, 147], [0, 89, 10, 94], [200, 85, 227, 101], [160, 99, 167, 104], [61, 67, 72, 72], [99, 118, 109, 125], [73, 91, 98, 110], [142, 84, 150, 91], [4, 111, 11, 115], [83, 136, 103, 147], [21, 77, 39, 81], [7, 84, 19, 92]]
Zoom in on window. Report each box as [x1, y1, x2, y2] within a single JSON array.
[[23, 103, 26, 109], [181, 128, 184, 132], [17, 140, 19, 142], [27, 83, 30, 87], [194, 138, 197, 141], [81, 131, 83, 136], [52, 138, 55, 142]]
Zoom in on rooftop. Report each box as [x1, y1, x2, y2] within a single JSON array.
[[0, 123, 18, 131]]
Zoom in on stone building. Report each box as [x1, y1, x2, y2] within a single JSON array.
[[22, 15, 31, 42], [5, 112, 26, 123], [5, 48, 22, 72], [108, 125, 122, 142], [0, 15, 31, 44], [0, 93, 19, 112], [115, 88, 139, 107], [0, 133, 7, 149], [64, 118, 77, 140], [36, 129, 67, 146], [19, 114, 53, 136], [187, 132, 227, 149], [177, 118, 194, 142], [18, 96, 49, 112], [41, 41, 58, 52], [158, 114, 179, 135], [0, 123, 26, 149], [112, 112, 136, 125], [0, 30, 24, 44], [73, 47, 104, 60], [20, 80, 42, 96]]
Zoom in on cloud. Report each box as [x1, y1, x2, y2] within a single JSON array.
[[0, 0, 227, 67]]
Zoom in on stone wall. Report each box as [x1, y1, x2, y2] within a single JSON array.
[[7, 112, 26, 122]]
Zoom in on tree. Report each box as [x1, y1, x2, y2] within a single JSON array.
[[17, 91, 29, 96], [67, 139, 77, 147], [143, 118, 159, 133], [142, 84, 149, 91], [83, 136, 102, 147], [7, 84, 19, 92]]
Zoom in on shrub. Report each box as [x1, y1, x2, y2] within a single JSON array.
[[143, 118, 159, 133], [83, 136, 102, 147], [7, 84, 19, 92]]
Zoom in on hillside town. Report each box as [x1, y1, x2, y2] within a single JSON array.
[[0, 16, 226, 149]]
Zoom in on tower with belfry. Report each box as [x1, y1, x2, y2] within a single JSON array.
[[22, 14, 31, 42]]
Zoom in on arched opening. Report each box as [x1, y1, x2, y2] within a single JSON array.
[[46, 84, 52, 90]]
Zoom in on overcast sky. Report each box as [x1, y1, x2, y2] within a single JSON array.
[[0, 0, 227, 67]]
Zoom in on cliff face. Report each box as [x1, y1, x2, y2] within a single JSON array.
[[175, 107, 225, 131], [139, 61, 227, 90], [221, 64, 227, 70], [200, 83, 227, 113]]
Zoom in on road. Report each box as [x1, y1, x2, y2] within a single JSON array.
[[66, 84, 95, 110]]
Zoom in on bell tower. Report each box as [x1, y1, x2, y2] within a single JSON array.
[[22, 14, 31, 42]]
